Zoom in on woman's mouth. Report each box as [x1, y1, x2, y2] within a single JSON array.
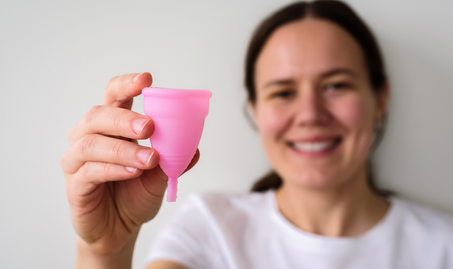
[[288, 137, 342, 155]]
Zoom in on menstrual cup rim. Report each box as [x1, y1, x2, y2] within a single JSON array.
[[142, 87, 212, 99]]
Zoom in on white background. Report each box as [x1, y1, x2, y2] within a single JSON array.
[[1, 0, 452, 268]]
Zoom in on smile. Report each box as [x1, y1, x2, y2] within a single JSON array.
[[288, 138, 342, 154]]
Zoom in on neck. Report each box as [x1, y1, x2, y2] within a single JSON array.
[[275, 167, 389, 237]]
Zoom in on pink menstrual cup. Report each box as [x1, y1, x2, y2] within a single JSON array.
[[142, 87, 211, 202]]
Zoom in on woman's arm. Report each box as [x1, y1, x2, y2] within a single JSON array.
[[147, 261, 188, 269]]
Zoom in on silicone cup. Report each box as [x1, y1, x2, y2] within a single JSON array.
[[142, 87, 212, 202]]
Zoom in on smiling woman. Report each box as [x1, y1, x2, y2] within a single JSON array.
[[60, 1, 453, 269], [247, 1, 390, 198], [143, 1, 453, 268], [253, 17, 384, 192], [249, 15, 390, 239]]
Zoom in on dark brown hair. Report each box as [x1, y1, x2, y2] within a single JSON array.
[[245, 0, 392, 197]]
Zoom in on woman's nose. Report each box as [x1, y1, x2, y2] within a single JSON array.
[[294, 89, 329, 127]]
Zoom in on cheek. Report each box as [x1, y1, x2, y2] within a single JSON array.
[[333, 94, 375, 132], [255, 105, 291, 143], [332, 95, 375, 154]]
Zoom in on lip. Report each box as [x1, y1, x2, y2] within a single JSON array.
[[287, 136, 342, 157], [289, 135, 341, 143]]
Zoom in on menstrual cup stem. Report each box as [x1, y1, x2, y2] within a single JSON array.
[[167, 177, 178, 202]]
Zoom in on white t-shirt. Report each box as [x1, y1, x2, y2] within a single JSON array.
[[145, 191, 453, 269]]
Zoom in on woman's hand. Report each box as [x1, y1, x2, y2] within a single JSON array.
[[60, 73, 199, 267]]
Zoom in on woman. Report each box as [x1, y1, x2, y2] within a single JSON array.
[[60, 1, 453, 268]]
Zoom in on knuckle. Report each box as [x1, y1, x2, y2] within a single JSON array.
[[102, 162, 113, 174], [84, 105, 102, 126], [89, 163, 112, 184], [112, 108, 129, 129], [81, 162, 110, 184], [77, 135, 95, 156], [80, 162, 92, 177], [106, 76, 119, 91], [110, 139, 127, 159]]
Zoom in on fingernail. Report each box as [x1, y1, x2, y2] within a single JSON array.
[[138, 148, 153, 164], [125, 166, 137, 172], [133, 118, 149, 135], [133, 73, 144, 83]]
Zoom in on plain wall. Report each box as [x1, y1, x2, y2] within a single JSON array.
[[0, 0, 452, 268]]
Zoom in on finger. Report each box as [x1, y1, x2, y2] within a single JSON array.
[[181, 148, 200, 175], [61, 134, 159, 174], [69, 105, 154, 145], [73, 162, 144, 189], [77, 162, 143, 186], [103, 72, 152, 109]]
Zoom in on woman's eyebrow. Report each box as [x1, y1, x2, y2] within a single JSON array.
[[262, 68, 357, 89], [263, 79, 294, 89], [321, 68, 358, 79]]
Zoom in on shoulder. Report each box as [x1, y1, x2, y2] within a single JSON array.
[[178, 191, 272, 221], [394, 196, 453, 228], [147, 191, 273, 267], [392, 196, 453, 243], [166, 190, 274, 234], [185, 190, 271, 210]]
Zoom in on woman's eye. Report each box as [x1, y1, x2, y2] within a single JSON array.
[[272, 90, 295, 99], [325, 82, 350, 92]]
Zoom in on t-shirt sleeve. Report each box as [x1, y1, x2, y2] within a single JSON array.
[[144, 194, 220, 269]]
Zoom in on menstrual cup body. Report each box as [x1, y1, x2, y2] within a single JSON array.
[[142, 87, 211, 202]]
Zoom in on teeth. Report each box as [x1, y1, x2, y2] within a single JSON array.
[[291, 141, 336, 152]]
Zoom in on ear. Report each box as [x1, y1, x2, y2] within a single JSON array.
[[246, 101, 258, 127], [375, 81, 390, 124]]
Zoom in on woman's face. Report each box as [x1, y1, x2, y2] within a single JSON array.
[[252, 18, 388, 190]]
